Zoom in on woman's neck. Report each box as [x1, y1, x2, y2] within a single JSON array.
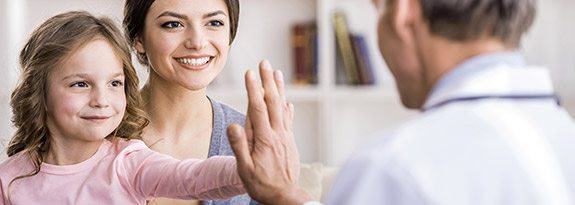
[[140, 76, 213, 142]]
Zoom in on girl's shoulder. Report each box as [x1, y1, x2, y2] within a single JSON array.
[[109, 139, 150, 155], [0, 152, 33, 181]]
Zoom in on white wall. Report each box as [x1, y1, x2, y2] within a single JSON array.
[[521, 0, 575, 114], [0, 0, 10, 161]]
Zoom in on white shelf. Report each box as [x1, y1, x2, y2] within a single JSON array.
[[332, 86, 400, 103], [208, 86, 323, 103], [209, 85, 403, 103]]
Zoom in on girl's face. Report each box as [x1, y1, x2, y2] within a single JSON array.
[[136, 0, 231, 91], [46, 39, 126, 144]]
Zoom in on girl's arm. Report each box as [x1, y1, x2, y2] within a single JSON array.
[[0, 178, 5, 205], [117, 142, 245, 201]]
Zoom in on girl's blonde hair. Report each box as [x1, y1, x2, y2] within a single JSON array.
[[7, 10, 149, 184]]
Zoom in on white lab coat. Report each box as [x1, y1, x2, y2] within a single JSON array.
[[326, 59, 575, 204]]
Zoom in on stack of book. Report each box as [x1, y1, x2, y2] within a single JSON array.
[[291, 22, 318, 85], [333, 11, 376, 86]]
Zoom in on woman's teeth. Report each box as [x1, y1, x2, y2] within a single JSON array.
[[176, 57, 210, 66]]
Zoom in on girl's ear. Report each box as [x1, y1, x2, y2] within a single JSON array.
[[134, 36, 146, 54]]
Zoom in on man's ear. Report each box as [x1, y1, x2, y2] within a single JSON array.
[[134, 36, 146, 54], [391, 0, 422, 41]]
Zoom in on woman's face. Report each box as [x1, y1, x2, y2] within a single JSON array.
[[136, 0, 231, 91]]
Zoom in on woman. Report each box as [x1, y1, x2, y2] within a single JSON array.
[[123, 0, 253, 204]]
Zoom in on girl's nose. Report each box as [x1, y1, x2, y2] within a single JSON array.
[[90, 88, 110, 108]]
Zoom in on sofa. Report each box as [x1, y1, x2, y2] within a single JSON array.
[[299, 163, 340, 202]]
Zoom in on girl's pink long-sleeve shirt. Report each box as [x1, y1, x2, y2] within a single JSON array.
[[0, 139, 246, 204]]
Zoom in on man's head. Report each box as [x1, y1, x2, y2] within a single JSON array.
[[420, 0, 536, 47], [372, 0, 536, 109]]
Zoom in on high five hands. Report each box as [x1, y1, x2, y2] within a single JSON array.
[[227, 60, 312, 205]]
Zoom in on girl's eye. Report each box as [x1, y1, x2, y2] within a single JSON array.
[[161, 21, 183, 29], [111, 80, 124, 87], [207, 20, 224, 27], [71, 81, 88, 88]]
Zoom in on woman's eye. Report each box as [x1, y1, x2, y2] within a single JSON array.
[[111, 80, 124, 87], [71, 82, 88, 88], [161, 21, 183, 29], [207, 20, 224, 27]]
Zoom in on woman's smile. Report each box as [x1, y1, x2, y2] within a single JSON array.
[[174, 55, 213, 70]]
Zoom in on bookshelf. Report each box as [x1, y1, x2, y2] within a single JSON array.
[[209, 0, 417, 166]]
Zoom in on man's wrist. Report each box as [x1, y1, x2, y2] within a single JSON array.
[[275, 186, 314, 205]]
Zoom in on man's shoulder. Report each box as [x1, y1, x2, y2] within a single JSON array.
[[349, 127, 412, 166], [350, 111, 469, 165]]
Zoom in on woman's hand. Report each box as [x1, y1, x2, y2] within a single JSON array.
[[227, 60, 312, 205]]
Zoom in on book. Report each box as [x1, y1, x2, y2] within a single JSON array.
[[351, 34, 376, 85], [306, 23, 318, 84], [291, 22, 318, 85], [292, 23, 308, 84], [333, 11, 360, 85]]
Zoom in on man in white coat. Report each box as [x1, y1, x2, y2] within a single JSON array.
[[227, 0, 575, 204], [323, 0, 575, 204]]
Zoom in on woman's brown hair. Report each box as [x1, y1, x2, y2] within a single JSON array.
[[7, 10, 149, 189], [123, 0, 240, 66]]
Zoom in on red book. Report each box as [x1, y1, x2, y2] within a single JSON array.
[[292, 23, 309, 85]]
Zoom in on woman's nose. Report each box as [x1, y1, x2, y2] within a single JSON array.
[[184, 26, 208, 50]]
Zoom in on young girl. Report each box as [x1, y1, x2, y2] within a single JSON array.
[[0, 11, 246, 204], [123, 1, 251, 204]]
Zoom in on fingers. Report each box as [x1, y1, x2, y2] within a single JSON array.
[[274, 70, 286, 102], [245, 69, 271, 129], [259, 60, 284, 129], [274, 69, 293, 131], [284, 102, 294, 131], [227, 123, 254, 170], [245, 113, 254, 150]]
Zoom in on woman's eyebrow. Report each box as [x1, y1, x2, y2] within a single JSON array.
[[203, 10, 227, 18], [157, 11, 188, 20]]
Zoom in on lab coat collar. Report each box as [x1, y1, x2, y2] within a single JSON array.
[[422, 53, 556, 111]]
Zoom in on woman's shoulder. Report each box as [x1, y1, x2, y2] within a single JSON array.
[[207, 97, 245, 156], [209, 97, 245, 125]]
